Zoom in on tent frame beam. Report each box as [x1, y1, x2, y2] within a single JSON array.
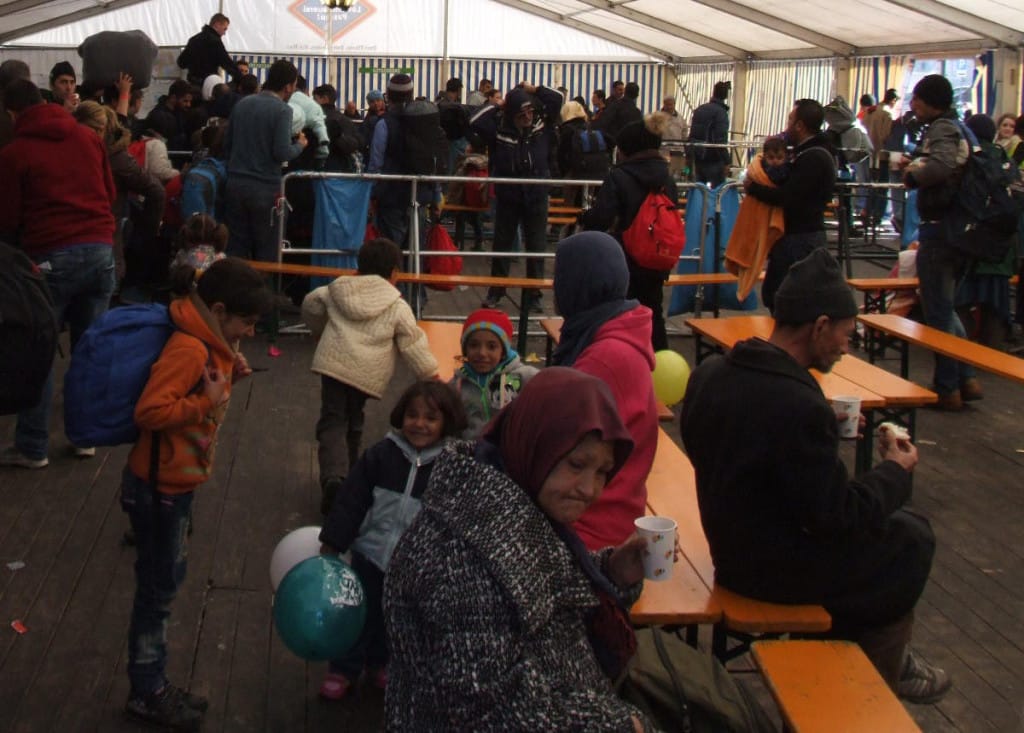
[[880, 0, 1024, 48], [574, 0, 748, 60], [0, 0, 150, 45], [686, 0, 853, 56], [489, 0, 676, 62]]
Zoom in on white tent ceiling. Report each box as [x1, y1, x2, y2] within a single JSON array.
[[0, 0, 1022, 61]]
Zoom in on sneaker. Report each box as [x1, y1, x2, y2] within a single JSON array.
[[321, 477, 344, 517], [898, 649, 952, 704], [959, 378, 983, 402], [164, 683, 209, 712], [72, 445, 96, 458], [125, 685, 204, 731], [933, 390, 963, 412], [481, 293, 503, 309], [0, 446, 48, 469], [318, 672, 352, 701], [369, 668, 388, 690]]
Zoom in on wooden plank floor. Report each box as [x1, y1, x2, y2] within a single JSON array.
[[1, 235, 1022, 732]]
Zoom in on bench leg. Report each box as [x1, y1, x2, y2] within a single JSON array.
[[855, 408, 876, 475], [516, 292, 530, 356]]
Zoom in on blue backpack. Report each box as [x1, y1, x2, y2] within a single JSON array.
[[64, 304, 184, 446], [180, 157, 226, 220]]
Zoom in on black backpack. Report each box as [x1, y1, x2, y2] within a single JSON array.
[[0, 242, 58, 415], [569, 129, 611, 180], [947, 122, 1023, 263], [401, 100, 450, 176]]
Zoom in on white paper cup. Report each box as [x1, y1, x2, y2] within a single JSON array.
[[634, 516, 677, 581], [832, 395, 861, 439]]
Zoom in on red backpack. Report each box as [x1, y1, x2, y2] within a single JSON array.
[[621, 188, 686, 272], [423, 224, 463, 290], [463, 168, 491, 209]]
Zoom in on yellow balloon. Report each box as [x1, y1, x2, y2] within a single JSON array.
[[652, 350, 691, 407]]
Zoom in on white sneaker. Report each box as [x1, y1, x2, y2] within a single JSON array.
[[72, 445, 96, 458], [0, 446, 49, 469]]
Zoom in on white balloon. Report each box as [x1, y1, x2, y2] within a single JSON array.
[[270, 526, 323, 591]]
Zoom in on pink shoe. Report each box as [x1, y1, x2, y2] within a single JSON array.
[[319, 673, 351, 700], [370, 668, 387, 690], [267, 345, 282, 358]]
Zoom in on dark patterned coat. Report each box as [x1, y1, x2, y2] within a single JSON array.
[[384, 441, 646, 732]]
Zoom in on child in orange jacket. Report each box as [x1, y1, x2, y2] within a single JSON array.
[[122, 258, 273, 730]]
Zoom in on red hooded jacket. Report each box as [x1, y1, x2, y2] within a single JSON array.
[[0, 103, 116, 255], [572, 305, 659, 549]]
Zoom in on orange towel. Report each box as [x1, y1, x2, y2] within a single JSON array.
[[725, 154, 785, 301]]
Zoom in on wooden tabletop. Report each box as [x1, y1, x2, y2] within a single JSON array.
[[417, 321, 465, 382], [846, 277, 918, 291], [859, 313, 1024, 385]]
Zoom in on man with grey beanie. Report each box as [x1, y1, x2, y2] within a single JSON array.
[[901, 73, 981, 410], [681, 248, 951, 705]]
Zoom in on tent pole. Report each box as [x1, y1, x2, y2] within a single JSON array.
[[441, 0, 450, 84]]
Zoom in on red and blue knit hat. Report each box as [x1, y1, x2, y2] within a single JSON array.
[[461, 308, 514, 356]]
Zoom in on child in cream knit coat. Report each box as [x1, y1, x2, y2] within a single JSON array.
[[302, 238, 439, 514]]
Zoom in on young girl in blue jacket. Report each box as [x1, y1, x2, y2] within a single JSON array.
[[317, 380, 466, 699]]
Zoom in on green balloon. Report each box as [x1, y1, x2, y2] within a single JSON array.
[[652, 349, 691, 407], [273, 555, 367, 661]]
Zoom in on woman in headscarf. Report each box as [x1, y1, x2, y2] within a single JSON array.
[[384, 368, 651, 732], [552, 231, 659, 551]]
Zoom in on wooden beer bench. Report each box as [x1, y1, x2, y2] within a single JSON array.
[[245, 260, 551, 355], [859, 313, 1024, 384], [752, 640, 921, 733], [849, 274, 1019, 315], [645, 428, 831, 661]]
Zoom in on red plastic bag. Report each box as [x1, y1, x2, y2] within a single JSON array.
[[423, 224, 463, 290]]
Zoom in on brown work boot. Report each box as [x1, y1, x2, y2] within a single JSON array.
[[934, 390, 964, 411], [960, 378, 983, 402]]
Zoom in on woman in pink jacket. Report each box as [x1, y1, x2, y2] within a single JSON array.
[[552, 231, 659, 550]]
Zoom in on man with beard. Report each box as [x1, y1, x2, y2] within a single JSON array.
[[680, 248, 951, 705], [743, 98, 836, 311]]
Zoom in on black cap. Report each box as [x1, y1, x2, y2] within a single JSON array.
[[773, 249, 858, 324]]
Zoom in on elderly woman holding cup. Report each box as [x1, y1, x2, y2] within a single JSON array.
[[383, 367, 655, 732]]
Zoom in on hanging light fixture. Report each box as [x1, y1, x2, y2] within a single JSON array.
[[321, 0, 357, 9]]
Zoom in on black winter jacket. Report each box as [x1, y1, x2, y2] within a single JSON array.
[[320, 432, 443, 571], [177, 25, 239, 85], [688, 98, 730, 163], [469, 85, 563, 205], [745, 133, 836, 234], [680, 338, 932, 627], [592, 96, 642, 148]]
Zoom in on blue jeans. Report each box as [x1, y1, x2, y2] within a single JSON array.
[[15, 244, 115, 459], [225, 177, 280, 262], [916, 223, 976, 394], [122, 468, 194, 697]]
